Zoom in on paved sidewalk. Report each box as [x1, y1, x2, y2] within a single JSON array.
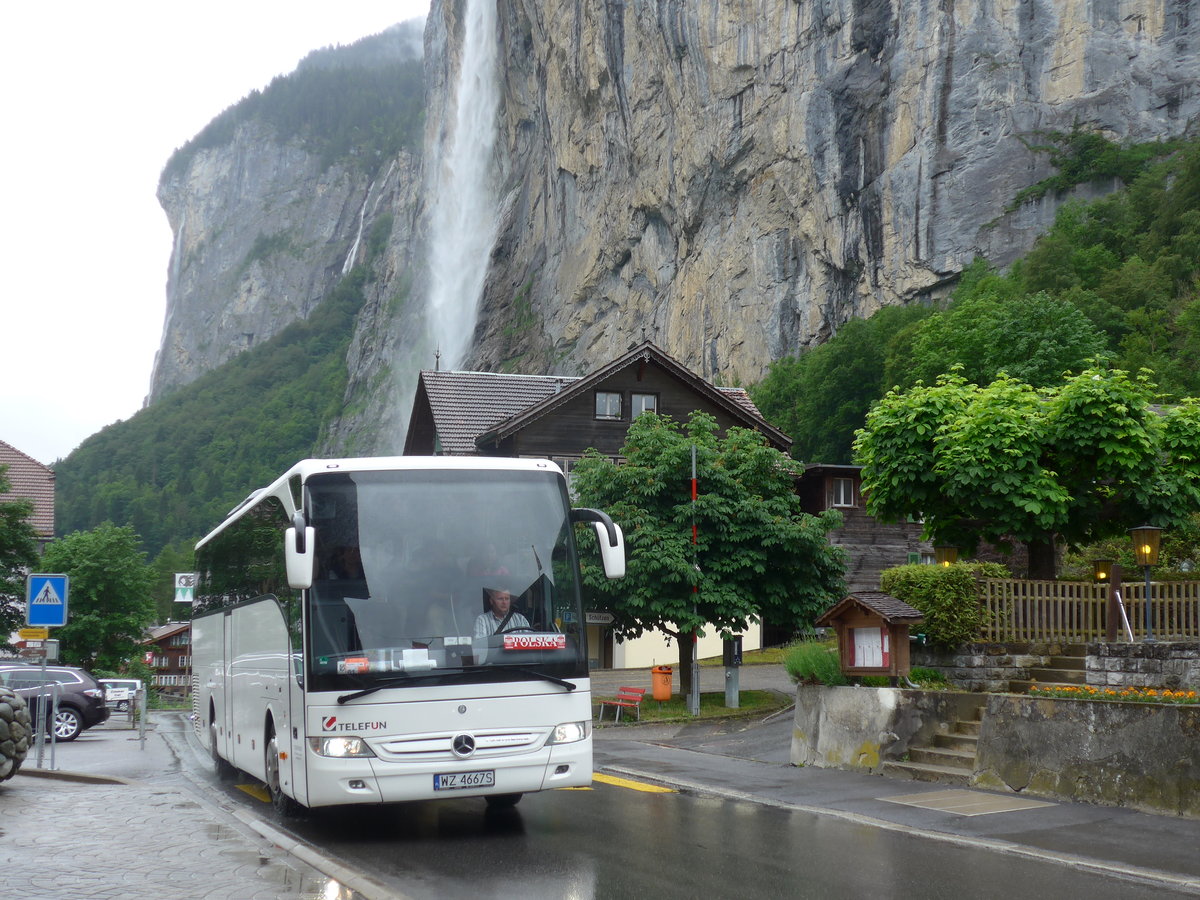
[[1, 716, 363, 900]]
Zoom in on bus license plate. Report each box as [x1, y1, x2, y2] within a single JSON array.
[[434, 770, 495, 791]]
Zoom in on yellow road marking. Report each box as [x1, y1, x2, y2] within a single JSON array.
[[236, 783, 271, 803], [592, 773, 675, 793]]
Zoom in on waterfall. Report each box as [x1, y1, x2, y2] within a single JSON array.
[[427, 0, 501, 371], [342, 181, 374, 275]]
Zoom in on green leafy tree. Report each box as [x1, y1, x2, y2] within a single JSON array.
[[38, 524, 157, 670], [571, 412, 846, 697], [0, 467, 40, 647], [751, 305, 933, 463], [897, 289, 1109, 390], [854, 367, 1200, 579]]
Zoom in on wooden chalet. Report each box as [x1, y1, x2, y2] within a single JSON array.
[[797, 464, 932, 593], [404, 340, 790, 467], [143, 622, 192, 699], [402, 341, 787, 668]]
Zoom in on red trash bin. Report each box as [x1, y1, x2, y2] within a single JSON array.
[[651, 665, 672, 701]]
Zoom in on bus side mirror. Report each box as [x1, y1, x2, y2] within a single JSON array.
[[594, 522, 625, 580], [285, 526, 315, 589], [572, 508, 626, 580]]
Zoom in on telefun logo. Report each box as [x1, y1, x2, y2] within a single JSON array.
[[321, 716, 386, 733]]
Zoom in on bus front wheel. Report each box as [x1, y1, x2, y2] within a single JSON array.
[[265, 727, 304, 818]]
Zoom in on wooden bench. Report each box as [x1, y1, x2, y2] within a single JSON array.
[[597, 687, 646, 723]]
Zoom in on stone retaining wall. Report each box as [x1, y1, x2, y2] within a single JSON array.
[[1086, 641, 1200, 690], [910, 642, 1053, 691], [976, 693, 1200, 817], [911, 641, 1200, 691], [792, 685, 1200, 817]]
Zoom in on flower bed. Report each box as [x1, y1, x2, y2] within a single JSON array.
[[1027, 684, 1199, 704]]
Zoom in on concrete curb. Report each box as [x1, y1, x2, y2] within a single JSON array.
[[233, 809, 406, 900], [16, 766, 134, 785]]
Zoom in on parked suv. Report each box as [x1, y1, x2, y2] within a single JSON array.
[[0, 664, 110, 741]]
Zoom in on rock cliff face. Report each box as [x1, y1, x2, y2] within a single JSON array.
[[151, 1, 1199, 451], [152, 130, 386, 400], [465, 0, 1199, 386]]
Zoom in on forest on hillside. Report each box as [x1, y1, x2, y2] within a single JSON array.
[[162, 34, 423, 181], [752, 133, 1200, 466]]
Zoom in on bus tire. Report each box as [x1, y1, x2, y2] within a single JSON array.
[[486, 793, 522, 809], [265, 726, 304, 818]]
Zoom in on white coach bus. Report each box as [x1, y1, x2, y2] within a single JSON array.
[[191, 456, 624, 815]]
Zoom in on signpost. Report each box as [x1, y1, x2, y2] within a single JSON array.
[[26, 574, 69, 627], [174, 573, 197, 604], [26, 575, 69, 770], [584, 611, 615, 626]]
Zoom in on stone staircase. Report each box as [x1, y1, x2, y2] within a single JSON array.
[[882, 702, 984, 786], [1006, 643, 1088, 693]]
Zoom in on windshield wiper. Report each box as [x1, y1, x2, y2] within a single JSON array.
[[493, 666, 577, 691], [337, 670, 460, 704]]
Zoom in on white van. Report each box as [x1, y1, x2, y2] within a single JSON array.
[[100, 678, 143, 711]]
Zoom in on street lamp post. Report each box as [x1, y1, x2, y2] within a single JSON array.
[[1129, 526, 1162, 643]]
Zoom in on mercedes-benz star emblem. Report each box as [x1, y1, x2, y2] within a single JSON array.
[[452, 734, 476, 757]]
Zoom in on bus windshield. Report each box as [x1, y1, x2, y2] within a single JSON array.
[[305, 467, 586, 692]]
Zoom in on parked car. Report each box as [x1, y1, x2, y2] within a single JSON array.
[[99, 677, 143, 711], [0, 664, 110, 741]]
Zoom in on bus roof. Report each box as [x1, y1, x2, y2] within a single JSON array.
[[195, 456, 565, 550]]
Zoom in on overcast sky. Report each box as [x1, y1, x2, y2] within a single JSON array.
[[1, 2, 431, 466]]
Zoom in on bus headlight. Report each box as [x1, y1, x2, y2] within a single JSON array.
[[308, 736, 376, 758], [547, 721, 590, 745]]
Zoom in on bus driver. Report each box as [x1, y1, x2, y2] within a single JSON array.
[[474, 588, 529, 637]]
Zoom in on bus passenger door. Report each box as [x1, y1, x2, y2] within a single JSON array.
[[220, 610, 234, 764], [287, 651, 307, 806]]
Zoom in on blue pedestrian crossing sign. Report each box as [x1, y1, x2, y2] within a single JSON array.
[[27, 574, 69, 627]]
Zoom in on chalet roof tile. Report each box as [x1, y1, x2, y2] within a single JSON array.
[[0, 439, 55, 539], [421, 371, 580, 455]]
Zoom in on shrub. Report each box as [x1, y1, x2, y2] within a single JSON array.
[[785, 639, 848, 685], [879, 562, 1009, 648]]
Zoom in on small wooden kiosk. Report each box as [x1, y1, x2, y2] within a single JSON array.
[[815, 591, 924, 681]]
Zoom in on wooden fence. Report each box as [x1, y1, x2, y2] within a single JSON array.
[[979, 579, 1200, 643]]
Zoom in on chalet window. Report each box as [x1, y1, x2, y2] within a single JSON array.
[[595, 391, 622, 420], [829, 477, 857, 508], [631, 392, 658, 417]]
